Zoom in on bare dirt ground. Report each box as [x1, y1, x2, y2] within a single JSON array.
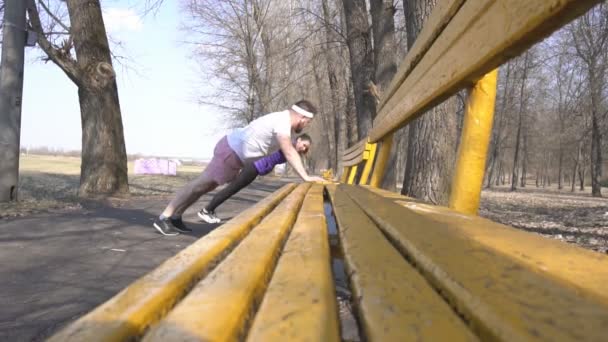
[[479, 186, 608, 254]]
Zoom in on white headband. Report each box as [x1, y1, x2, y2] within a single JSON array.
[[291, 105, 314, 118]]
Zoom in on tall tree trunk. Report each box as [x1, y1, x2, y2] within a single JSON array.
[[520, 131, 528, 187], [510, 52, 530, 191], [369, 0, 399, 189], [496, 158, 502, 186], [342, 0, 376, 138], [345, 78, 359, 144], [570, 4, 607, 197], [311, 53, 334, 171], [589, 68, 603, 197], [370, 0, 397, 89], [401, 0, 458, 205], [67, 0, 128, 196], [321, 0, 341, 173], [579, 167, 585, 191], [558, 138, 564, 190], [572, 139, 584, 191], [486, 63, 512, 188]]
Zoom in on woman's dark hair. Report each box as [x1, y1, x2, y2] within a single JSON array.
[[296, 133, 312, 143]]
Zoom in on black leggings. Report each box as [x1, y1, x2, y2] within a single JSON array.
[[205, 163, 259, 212]]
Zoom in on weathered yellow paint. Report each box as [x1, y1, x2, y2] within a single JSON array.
[[369, 133, 393, 188], [326, 185, 477, 341], [449, 69, 498, 215], [363, 185, 608, 304], [359, 142, 377, 185], [347, 165, 358, 184], [247, 185, 339, 341], [47, 184, 297, 342], [370, 0, 602, 142], [142, 184, 310, 342], [340, 166, 350, 183], [344, 185, 608, 341]]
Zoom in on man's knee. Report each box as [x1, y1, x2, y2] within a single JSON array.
[[192, 173, 218, 194]]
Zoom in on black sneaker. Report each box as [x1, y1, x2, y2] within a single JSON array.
[[198, 208, 221, 224], [153, 217, 180, 236], [170, 217, 193, 233]]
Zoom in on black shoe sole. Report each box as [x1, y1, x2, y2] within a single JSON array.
[[173, 227, 193, 233], [153, 222, 180, 236]]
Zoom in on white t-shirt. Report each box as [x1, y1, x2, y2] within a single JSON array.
[[227, 110, 292, 162]]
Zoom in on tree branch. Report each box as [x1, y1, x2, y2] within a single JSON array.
[[38, 0, 70, 33], [27, 0, 82, 86]]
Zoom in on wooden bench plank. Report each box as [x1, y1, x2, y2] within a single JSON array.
[[327, 185, 477, 341], [343, 185, 608, 341], [247, 185, 340, 341], [47, 183, 298, 342], [342, 153, 364, 167], [343, 139, 366, 156], [342, 147, 367, 163], [142, 183, 311, 342], [370, 0, 602, 142], [362, 185, 608, 304]]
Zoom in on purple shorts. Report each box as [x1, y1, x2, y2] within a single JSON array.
[[205, 136, 243, 185]]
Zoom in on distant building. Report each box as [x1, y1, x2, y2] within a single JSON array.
[[134, 158, 178, 176]]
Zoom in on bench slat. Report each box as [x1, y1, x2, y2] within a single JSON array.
[[247, 185, 340, 341], [342, 147, 367, 163], [142, 184, 311, 342], [344, 185, 608, 341], [362, 185, 608, 304], [343, 139, 366, 156], [327, 185, 477, 341], [342, 153, 364, 167], [370, 0, 602, 142], [47, 183, 297, 342]]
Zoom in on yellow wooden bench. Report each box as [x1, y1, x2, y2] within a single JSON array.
[[49, 0, 608, 341]]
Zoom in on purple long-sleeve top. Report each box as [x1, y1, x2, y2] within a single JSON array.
[[253, 150, 287, 175]]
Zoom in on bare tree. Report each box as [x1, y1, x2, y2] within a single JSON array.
[[569, 3, 608, 197], [26, 0, 128, 196]]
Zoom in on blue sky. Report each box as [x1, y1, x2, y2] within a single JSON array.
[[18, 0, 228, 159]]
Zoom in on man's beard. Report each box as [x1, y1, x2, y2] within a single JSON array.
[[294, 127, 303, 133]]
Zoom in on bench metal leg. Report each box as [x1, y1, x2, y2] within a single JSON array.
[[347, 165, 358, 184], [369, 133, 393, 188], [448, 69, 498, 215], [340, 166, 350, 183], [359, 142, 377, 185]]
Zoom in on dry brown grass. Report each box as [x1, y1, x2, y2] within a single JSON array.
[[0, 155, 205, 218], [480, 185, 608, 253]]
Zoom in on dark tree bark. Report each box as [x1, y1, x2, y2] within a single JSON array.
[[369, 0, 399, 189], [320, 0, 341, 172], [570, 4, 607, 197], [511, 52, 531, 192], [341, 0, 376, 138], [401, 0, 458, 205]]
